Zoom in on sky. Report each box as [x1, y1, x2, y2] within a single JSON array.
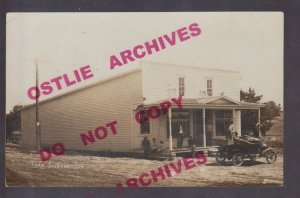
[[6, 12, 283, 113]]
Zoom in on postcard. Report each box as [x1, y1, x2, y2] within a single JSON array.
[[5, 12, 283, 188]]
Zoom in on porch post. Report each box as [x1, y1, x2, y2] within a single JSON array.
[[258, 108, 261, 137], [168, 107, 173, 151], [232, 109, 235, 133], [203, 108, 206, 148]]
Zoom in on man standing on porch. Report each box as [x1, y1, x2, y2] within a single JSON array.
[[141, 137, 151, 155], [227, 122, 234, 140], [206, 121, 213, 146], [178, 125, 184, 148]]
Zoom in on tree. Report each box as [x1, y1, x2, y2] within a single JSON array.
[[6, 105, 24, 142], [240, 87, 262, 103], [261, 101, 281, 123], [240, 88, 262, 136], [240, 88, 281, 136]]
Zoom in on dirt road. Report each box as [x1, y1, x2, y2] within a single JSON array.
[[5, 144, 283, 187]]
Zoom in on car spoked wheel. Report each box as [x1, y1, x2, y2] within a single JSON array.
[[232, 153, 244, 166], [265, 150, 277, 164], [216, 151, 226, 164]]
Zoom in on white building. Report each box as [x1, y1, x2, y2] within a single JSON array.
[[21, 62, 264, 152]]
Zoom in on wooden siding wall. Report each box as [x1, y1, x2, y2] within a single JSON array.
[[21, 70, 143, 152], [141, 62, 240, 103]]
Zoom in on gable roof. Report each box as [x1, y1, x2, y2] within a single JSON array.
[[196, 95, 240, 105], [21, 67, 142, 111], [141, 95, 265, 109], [142, 61, 240, 74]]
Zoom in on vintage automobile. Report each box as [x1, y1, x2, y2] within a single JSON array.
[[215, 135, 277, 166]]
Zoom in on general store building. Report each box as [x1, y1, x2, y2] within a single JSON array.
[[21, 62, 263, 152]]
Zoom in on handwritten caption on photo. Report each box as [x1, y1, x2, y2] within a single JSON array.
[[31, 161, 84, 169]]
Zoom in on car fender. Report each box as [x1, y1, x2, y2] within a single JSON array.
[[262, 148, 274, 156]]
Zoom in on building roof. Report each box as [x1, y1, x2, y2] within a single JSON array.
[[141, 61, 240, 73], [141, 95, 264, 110], [20, 67, 142, 111], [21, 62, 242, 111]]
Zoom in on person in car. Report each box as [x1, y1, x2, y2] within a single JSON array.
[[232, 132, 256, 145]]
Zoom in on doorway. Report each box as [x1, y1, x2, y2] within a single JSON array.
[[193, 110, 203, 146], [193, 110, 214, 147]]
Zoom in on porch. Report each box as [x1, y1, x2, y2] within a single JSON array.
[[137, 95, 264, 153], [134, 146, 217, 161]]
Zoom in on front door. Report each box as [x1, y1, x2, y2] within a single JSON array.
[[193, 110, 203, 146]]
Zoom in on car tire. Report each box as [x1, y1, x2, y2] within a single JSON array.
[[216, 151, 226, 164], [232, 153, 244, 166], [265, 150, 277, 164]]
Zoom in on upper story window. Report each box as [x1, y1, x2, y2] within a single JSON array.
[[207, 79, 213, 96], [179, 77, 185, 96]]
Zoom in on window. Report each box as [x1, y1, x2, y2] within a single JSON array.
[[179, 77, 185, 96], [167, 110, 190, 138], [140, 112, 150, 134], [207, 79, 213, 96], [215, 110, 233, 136]]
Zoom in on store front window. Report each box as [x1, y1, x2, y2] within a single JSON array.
[[215, 110, 233, 136]]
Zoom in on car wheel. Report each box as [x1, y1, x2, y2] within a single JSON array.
[[232, 153, 244, 166], [216, 151, 226, 164], [265, 150, 277, 164], [249, 155, 256, 163]]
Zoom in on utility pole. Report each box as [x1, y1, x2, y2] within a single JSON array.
[[168, 87, 173, 151], [168, 87, 173, 160], [168, 106, 173, 151], [35, 60, 41, 151]]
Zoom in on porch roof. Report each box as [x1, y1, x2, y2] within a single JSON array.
[[141, 95, 265, 110]]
